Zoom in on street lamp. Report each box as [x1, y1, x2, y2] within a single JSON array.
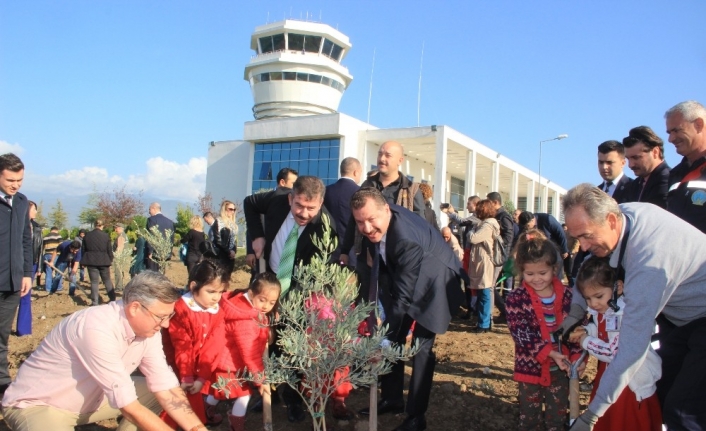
[[538, 134, 568, 210]]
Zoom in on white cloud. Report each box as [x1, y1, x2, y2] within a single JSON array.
[[0, 140, 24, 155], [23, 157, 207, 201]]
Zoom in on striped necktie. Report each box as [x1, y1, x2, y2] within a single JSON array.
[[276, 224, 299, 295]]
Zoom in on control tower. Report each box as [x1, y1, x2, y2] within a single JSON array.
[[244, 20, 353, 120]]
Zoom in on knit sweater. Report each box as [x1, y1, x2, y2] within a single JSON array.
[[506, 277, 581, 386]]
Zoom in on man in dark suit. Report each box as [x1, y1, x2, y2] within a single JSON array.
[[0, 153, 32, 395], [244, 175, 338, 422], [81, 219, 115, 306], [351, 188, 464, 431], [623, 126, 670, 208], [144, 202, 175, 271], [597, 140, 632, 203], [324, 157, 362, 264]]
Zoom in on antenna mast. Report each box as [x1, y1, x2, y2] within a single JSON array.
[[367, 48, 376, 125], [417, 41, 424, 127]]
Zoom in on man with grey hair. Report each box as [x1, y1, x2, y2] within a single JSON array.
[[560, 183, 706, 431], [2, 271, 207, 431], [665, 100, 706, 233]]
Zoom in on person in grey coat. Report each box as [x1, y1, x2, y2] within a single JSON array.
[[561, 183, 706, 431]]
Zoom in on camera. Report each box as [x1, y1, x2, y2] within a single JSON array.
[[440, 203, 450, 209]]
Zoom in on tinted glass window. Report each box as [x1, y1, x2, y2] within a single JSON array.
[[304, 35, 321, 52], [258, 162, 272, 180], [322, 39, 334, 56], [289, 33, 305, 51], [321, 76, 331, 86], [272, 34, 285, 51], [331, 44, 343, 61], [260, 36, 273, 53], [297, 72, 308, 81], [283, 72, 296, 80], [260, 73, 270, 82], [270, 72, 282, 80], [308, 74, 322, 83]]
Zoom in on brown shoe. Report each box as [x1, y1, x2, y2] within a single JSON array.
[[331, 397, 354, 421]]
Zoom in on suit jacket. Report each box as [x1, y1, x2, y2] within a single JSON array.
[[81, 228, 114, 267], [534, 213, 568, 255], [145, 213, 175, 259], [598, 174, 633, 204], [362, 204, 464, 337], [244, 190, 337, 294], [626, 161, 670, 209], [0, 192, 33, 292], [324, 178, 359, 257]]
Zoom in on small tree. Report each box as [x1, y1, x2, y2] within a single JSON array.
[[96, 186, 144, 227], [215, 215, 416, 431], [48, 200, 69, 229], [139, 225, 174, 275], [174, 203, 195, 238], [196, 192, 214, 215], [34, 200, 48, 227]]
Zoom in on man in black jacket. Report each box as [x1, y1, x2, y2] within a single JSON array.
[[0, 153, 32, 395], [486, 192, 515, 321], [623, 126, 670, 209], [81, 219, 115, 306], [597, 140, 633, 204], [144, 202, 175, 271], [352, 188, 463, 431]]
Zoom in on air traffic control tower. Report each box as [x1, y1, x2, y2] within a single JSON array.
[[244, 20, 353, 119], [207, 19, 567, 226]]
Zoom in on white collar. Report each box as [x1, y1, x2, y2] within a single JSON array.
[[181, 291, 220, 314]]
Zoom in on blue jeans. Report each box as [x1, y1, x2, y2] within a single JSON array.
[[50, 261, 76, 294], [42, 253, 54, 290], [476, 288, 492, 329]]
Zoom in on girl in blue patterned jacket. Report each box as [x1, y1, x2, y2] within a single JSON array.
[[506, 230, 582, 431]]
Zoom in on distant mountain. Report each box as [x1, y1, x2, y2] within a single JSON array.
[[28, 192, 194, 228]]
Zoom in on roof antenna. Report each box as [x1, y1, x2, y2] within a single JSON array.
[[417, 41, 424, 127], [319, 10, 322, 21], [367, 48, 376, 125], [266, 11, 269, 23]]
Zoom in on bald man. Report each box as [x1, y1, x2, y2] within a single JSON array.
[[441, 227, 464, 261], [145, 202, 174, 271]]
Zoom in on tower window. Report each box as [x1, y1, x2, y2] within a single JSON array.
[[322, 38, 343, 61], [259, 33, 285, 54]]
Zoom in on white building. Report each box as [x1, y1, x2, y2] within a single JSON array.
[[207, 19, 566, 219]]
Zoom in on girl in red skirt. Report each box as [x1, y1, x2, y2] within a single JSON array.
[[207, 272, 281, 431], [570, 256, 662, 431], [161, 259, 229, 428]]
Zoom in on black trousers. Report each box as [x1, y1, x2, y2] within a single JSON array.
[[380, 315, 436, 417], [0, 291, 21, 385], [657, 316, 706, 430], [88, 266, 115, 306]]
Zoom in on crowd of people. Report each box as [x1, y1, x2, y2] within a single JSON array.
[[0, 98, 704, 431]]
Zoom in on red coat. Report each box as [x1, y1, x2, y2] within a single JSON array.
[[212, 291, 270, 399], [162, 296, 225, 386]]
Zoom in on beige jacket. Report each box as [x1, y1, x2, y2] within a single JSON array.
[[467, 218, 499, 290]]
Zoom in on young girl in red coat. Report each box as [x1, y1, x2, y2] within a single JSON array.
[[206, 272, 281, 431], [161, 259, 229, 428], [569, 257, 662, 431], [506, 230, 582, 431]]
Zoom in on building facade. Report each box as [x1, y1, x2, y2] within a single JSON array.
[[206, 19, 566, 220]]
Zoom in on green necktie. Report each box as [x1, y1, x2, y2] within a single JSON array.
[[276, 224, 299, 295]]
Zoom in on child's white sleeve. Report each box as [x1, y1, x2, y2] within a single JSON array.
[[581, 330, 619, 363]]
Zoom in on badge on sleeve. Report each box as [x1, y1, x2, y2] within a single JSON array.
[[691, 190, 706, 206]]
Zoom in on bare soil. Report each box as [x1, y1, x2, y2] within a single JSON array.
[[0, 257, 595, 431]]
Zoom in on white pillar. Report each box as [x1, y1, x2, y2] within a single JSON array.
[[491, 160, 499, 192], [541, 185, 549, 213], [527, 181, 536, 212], [511, 170, 518, 208], [466, 149, 476, 199], [434, 127, 448, 218], [553, 189, 561, 219]]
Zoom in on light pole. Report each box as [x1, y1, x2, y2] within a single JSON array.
[[538, 134, 568, 211]]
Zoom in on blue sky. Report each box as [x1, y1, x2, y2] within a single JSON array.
[[2, 0, 705, 203]]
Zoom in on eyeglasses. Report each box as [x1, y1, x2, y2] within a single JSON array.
[[226, 207, 236, 211], [139, 303, 176, 324]]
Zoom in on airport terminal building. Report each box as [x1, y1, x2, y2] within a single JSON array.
[[206, 19, 566, 219]]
